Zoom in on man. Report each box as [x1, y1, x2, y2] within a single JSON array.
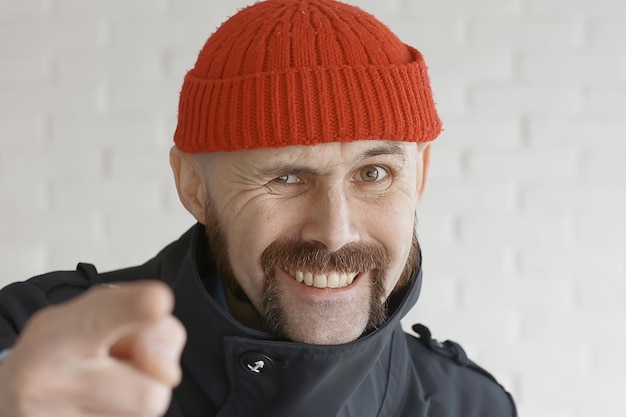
[[0, 0, 516, 416]]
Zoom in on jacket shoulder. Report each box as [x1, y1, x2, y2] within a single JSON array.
[[405, 323, 517, 417], [0, 263, 102, 348], [0, 258, 165, 350]]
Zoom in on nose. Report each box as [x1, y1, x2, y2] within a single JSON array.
[[300, 185, 360, 252]]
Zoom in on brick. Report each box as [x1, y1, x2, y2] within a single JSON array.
[[421, 179, 516, 213], [414, 208, 456, 245], [428, 78, 469, 115], [49, 179, 163, 212], [469, 18, 585, 48], [515, 405, 574, 417], [108, 149, 173, 180], [163, 183, 186, 210], [55, 48, 165, 82], [0, 178, 48, 211], [408, 0, 521, 15], [0, 244, 48, 287], [0, 208, 105, 245], [53, 0, 166, 16], [528, 117, 626, 148], [458, 214, 574, 248], [480, 341, 591, 377], [103, 211, 196, 254], [520, 50, 626, 82], [437, 115, 523, 148], [578, 279, 626, 312], [585, 85, 626, 116], [50, 115, 159, 149], [1, 149, 105, 180], [589, 20, 626, 47], [0, 0, 48, 16], [471, 84, 584, 115], [0, 114, 47, 148], [466, 149, 579, 180], [519, 247, 624, 279], [345, 0, 403, 16], [462, 277, 575, 310], [155, 113, 179, 148], [385, 18, 465, 50], [104, 80, 179, 113], [0, 53, 52, 82], [0, 19, 107, 52], [422, 147, 464, 180], [521, 310, 626, 343], [165, 0, 251, 19], [45, 240, 118, 274], [0, 82, 100, 114], [426, 49, 514, 82], [578, 214, 626, 246], [420, 243, 515, 279], [111, 19, 216, 50], [522, 182, 626, 214], [164, 49, 198, 80], [46, 236, 190, 274], [405, 306, 521, 344], [581, 151, 626, 180], [591, 344, 626, 377], [527, 0, 626, 16], [521, 372, 624, 409], [406, 277, 458, 312]]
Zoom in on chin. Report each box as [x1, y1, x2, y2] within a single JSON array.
[[266, 302, 371, 345], [286, 324, 366, 345]]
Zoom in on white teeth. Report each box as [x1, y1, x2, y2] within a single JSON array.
[[286, 269, 359, 289], [338, 273, 347, 287], [313, 274, 326, 288], [327, 272, 340, 288]]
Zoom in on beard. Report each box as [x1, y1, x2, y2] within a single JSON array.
[[204, 204, 421, 343]]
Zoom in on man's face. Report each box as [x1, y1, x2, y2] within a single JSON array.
[[198, 140, 425, 345]]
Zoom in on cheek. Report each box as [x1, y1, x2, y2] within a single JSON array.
[[224, 205, 295, 293], [362, 198, 417, 291]]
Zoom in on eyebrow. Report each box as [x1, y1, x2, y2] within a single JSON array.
[[361, 141, 408, 162], [256, 141, 408, 179]]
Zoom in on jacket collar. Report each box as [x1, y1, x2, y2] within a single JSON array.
[[170, 224, 423, 416]]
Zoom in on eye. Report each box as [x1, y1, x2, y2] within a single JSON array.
[[273, 174, 302, 185], [355, 165, 388, 183]]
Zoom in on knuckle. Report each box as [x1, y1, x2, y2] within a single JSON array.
[[134, 381, 171, 414]]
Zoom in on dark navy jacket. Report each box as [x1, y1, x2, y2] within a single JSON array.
[[0, 224, 516, 416]]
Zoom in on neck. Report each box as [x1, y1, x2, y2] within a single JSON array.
[[225, 283, 267, 332]]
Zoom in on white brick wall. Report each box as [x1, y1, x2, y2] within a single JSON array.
[[1, 0, 625, 415]]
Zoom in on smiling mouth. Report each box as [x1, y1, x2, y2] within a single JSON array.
[[284, 267, 359, 289]]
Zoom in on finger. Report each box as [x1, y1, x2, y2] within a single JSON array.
[[110, 315, 187, 386], [74, 357, 172, 416], [45, 281, 174, 355]]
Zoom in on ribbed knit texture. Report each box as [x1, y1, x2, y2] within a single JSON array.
[[174, 0, 442, 153]]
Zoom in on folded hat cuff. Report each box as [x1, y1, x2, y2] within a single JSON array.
[[174, 46, 441, 153]]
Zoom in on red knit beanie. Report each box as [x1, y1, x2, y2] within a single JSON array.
[[174, 0, 442, 153]]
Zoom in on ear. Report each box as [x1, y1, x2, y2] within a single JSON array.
[[170, 146, 208, 224], [416, 142, 432, 201]]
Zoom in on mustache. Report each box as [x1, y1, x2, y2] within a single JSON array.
[[260, 239, 390, 275]]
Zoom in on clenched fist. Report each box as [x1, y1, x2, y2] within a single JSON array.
[[0, 281, 186, 417]]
